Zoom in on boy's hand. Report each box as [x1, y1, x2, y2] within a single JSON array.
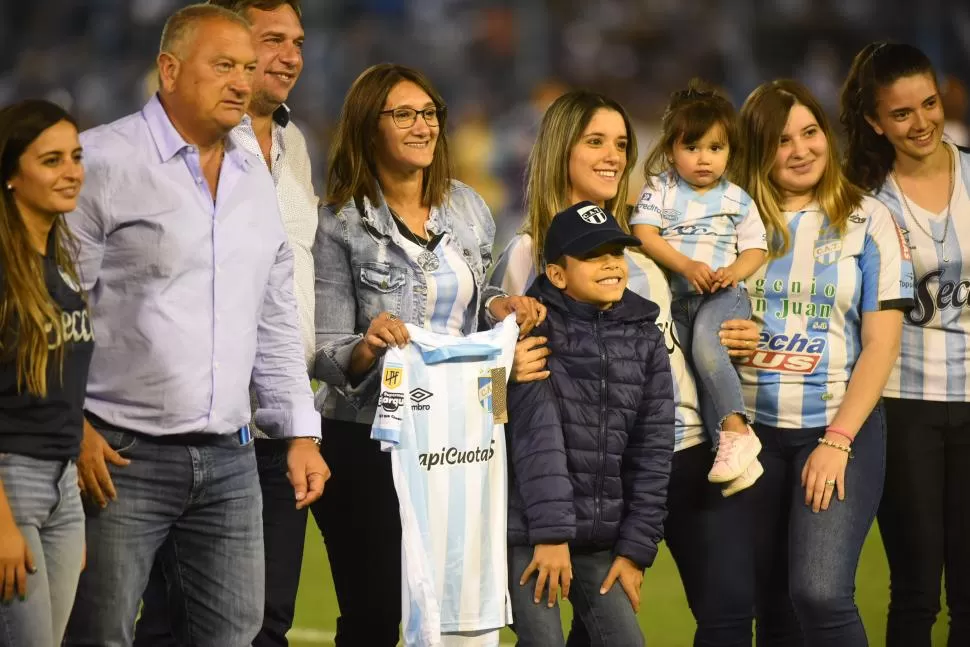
[[681, 260, 715, 293], [600, 555, 643, 612], [520, 543, 571, 607]]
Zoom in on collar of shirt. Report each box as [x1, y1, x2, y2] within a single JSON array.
[[142, 94, 252, 173], [359, 188, 451, 240]]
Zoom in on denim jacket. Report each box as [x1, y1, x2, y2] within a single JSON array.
[[312, 180, 506, 423]]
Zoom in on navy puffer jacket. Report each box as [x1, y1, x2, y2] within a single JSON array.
[[506, 275, 675, 569]]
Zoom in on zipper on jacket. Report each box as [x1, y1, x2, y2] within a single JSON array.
[[591, 312, 608, 539]]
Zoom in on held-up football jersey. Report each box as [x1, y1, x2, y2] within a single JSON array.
[[631, 172, 767, 298], [736, 196, 914, 428], [875, 142, 970, 401], [372, 316, 519, 647]]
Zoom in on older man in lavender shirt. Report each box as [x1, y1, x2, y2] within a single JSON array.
[[62, 5, 329, 647]]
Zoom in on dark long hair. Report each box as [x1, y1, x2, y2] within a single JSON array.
[[325, 63, 452, 210], [642, 78, 739, 185], [840, 42, 937, 191], [0, 100, 82, 396]]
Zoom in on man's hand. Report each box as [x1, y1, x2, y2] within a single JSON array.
[[600, 555, 644, 612], [286, 438, 331, 510], [77, 419, 130, 508], [519, 543, 572, 608]]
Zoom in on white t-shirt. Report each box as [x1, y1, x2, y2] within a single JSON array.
[[875, 142, 970, 402], [737, 196, 914, 428], [372, 317, 518, 647]]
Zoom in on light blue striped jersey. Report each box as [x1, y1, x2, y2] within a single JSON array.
[[488, 234, 705, 452], [372, 317, 518, 647], [875, 142, 970, 401], [736, 196, 914, 428], [400, 235, 477, 337], [631, 172, 767, 298]]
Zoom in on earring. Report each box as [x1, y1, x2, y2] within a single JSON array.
[[4, 184, 10, 191]]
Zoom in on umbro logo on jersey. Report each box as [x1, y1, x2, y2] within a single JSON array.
[[410, 387, 433, 411], [578, 204, 608, 224]]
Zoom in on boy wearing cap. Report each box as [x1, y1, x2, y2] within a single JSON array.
[[504, 202, 675, 646]]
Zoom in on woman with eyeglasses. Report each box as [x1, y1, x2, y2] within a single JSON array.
[[311, 63, 545, 646]]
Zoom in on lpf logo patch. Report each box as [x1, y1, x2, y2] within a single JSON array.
[[383, 364, 404, 389], [577, 204, 608, 225]]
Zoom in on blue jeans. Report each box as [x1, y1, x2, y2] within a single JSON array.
[[752, 407, 886, 647], [134, 438, 311, 647], [0, 455, 84, 646], [508, 546, 644, 647], [671, 286, 752, 444], [63, 423, 265, 647]]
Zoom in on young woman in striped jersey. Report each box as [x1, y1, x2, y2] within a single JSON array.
[[488, 89, 763, 646], [735, 79, 913, 647], [842, 41, 970, 647]]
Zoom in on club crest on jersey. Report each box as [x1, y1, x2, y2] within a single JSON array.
[[478, 372, 493, 412], [738, 333, 825, 374], [578, 204, 608, 224], [383, 364, 404, 390], [813, 239, 842, 265]]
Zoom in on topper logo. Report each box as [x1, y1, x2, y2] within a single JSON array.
[[578, 204, 608, 224]]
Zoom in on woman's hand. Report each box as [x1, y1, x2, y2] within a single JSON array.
[[489, 296, 547, 337], [511, 337, 551, 383], [362, 312, 410, 355], [0, 521, 34, 602], [801, 434, 851, 513], [719, 319, 760, 359]]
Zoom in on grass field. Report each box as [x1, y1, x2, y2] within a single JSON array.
[[289, 518, 950, 646]]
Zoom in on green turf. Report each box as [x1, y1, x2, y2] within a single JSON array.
[[291, 518, 949, 646]]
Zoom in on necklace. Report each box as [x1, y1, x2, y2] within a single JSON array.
[[389, 208, 440, 272], [892, 144, 955, 263]]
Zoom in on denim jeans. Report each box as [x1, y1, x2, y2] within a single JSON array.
[[507, 546, 644, 647], [664, 443, 757, 646], [0, 455, 85, 647], [752, 407, 886, 647], [671, 286, 752, 443], [134, 438, 311, 647], [63, 423, 265, 647], [878, 398, 970, 647]]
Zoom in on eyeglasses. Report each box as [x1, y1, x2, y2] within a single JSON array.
[[379, 106, 444, 129]]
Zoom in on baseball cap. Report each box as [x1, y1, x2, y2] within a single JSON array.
[[543, 201, 641, 263]]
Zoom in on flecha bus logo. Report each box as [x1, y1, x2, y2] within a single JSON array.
[[739, 332, 826, 374]]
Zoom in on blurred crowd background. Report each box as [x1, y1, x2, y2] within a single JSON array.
[[2, 0, 969, 247]]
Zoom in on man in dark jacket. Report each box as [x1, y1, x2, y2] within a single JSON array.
[[506, 201, 675, 647]]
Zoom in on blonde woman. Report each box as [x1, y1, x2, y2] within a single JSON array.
[[489, 89, 761, 645], [734, 80, 912, 646], [0, 100, 89, 646]]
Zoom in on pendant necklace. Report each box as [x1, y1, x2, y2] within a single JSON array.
[[892, 145, 954, 263], [389, 208, 441, 272]]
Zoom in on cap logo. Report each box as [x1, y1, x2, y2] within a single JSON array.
[[578, 204, 607, 225]]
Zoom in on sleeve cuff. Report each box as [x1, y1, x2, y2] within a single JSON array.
[[253, 399, 320, 439]]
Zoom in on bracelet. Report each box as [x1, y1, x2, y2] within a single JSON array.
[[825, 427, 855, 444], [817, 437, 853, 458]]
